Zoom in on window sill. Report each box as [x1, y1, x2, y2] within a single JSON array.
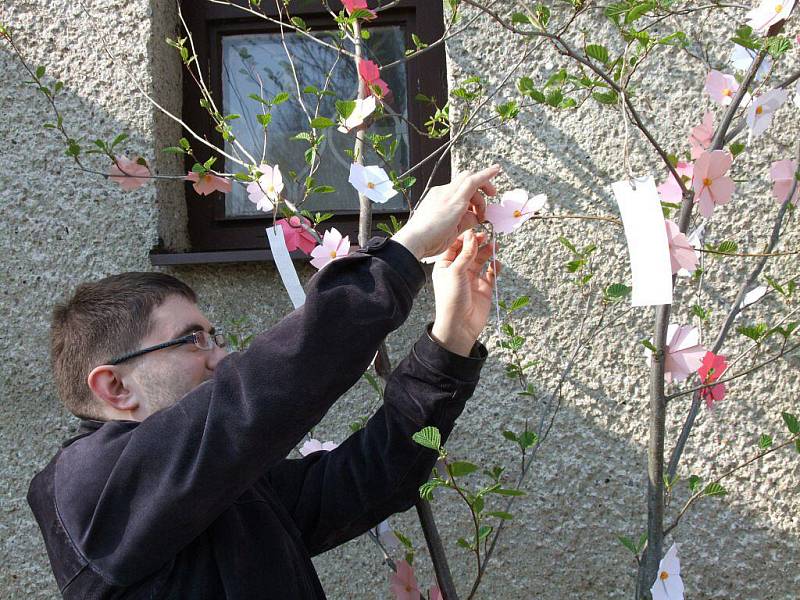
[[149, 249, 291, 266]]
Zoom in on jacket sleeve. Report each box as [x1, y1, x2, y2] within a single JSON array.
[[55, 238, 425, 585], [266, 326, 487, 556]]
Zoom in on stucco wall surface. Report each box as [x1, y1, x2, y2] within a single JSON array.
[[0, 1, 798, 599]]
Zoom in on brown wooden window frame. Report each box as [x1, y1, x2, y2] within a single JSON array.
[[177, 0, 451, 257]]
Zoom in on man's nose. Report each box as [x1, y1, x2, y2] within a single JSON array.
[[207, 344, 227, 370]]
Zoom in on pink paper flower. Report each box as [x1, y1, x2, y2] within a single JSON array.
[[704, 70, 740, 106], [429, 587, 443, 600], [657, 161, 694, 203], [698, 351, 728, 409], [665, 220, 698, 275], [342, 0, 376, 18], [746, 0, 795, 33], [389, 560, 420, 600], [185, 171, 232, 196], [358, 59, 390, 98], [770, 159, 799, 205], [275, 216, 318, 254], [108, 156, 150, 190], [298, 438, 338, 456], [310, 227, 351, 270], [692, 150, 734, 219], [646, 325, 706, 383], [484, 189, 547, 234], [689, 112, 714, 160], [247, 163, 284, 212], [746, 89, 790, 139]]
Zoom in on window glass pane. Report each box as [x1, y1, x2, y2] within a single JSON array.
[[222, 27, 409, 218]]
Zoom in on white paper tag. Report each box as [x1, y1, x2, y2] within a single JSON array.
[[266, 226, 306, 309], [612, 177, 673, 306]]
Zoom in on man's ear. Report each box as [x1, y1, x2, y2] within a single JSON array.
[[87, 365, 140, 415]]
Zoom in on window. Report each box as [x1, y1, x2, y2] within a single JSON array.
[[166, 0, 450, 261]]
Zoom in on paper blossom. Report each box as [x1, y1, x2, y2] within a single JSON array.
[[310, 227, 351, 270], [348, 163, 398, 204], [485, 189, 547, 234], [389, 560, 420, 600], [342, 0, 376, 18], [646, 325, 706, 383], [746, 89, 790, 139], [698, 351, 728, 409], [109, 156, 150, 190], [795, 80, 800, 108], [429, 587, 443, 600], [247, 164, 284, 211], [651, 543, 685, 600], [740, 285, 768, 308], [677, 224, 705, 278], [338, 96, 377, 133], [769, 159, 799, 205], [375, 520, 401, 553], [298, 438, 338, 456], [704, 70, 741, 106], [729, 44, 771, 79], [185, 171, 232, 196], [358, 59, 390, 98], [665, 220, 698, 275], [657, 162, 694, 203], [275, 216, 318, 254], [692, 150, 734, 219], [746, 0, 795, 33], [689, 112, 714, 160]]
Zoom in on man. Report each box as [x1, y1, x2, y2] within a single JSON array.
[[28, 166, 502, 599]]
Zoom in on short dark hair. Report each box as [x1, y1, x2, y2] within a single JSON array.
[[50, 272, 197, 418]]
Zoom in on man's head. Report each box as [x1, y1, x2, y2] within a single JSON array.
[[51, 273, 227, 422]]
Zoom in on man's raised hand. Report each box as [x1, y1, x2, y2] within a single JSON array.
[[392, 165, 500, 260]]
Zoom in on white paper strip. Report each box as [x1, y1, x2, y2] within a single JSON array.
[[266, 226, 306, 309], [612, 176, 673, 306]]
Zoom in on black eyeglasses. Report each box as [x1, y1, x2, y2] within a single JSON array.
[[107, 331, 228, 365]]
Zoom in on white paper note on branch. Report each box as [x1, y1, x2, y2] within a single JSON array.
[[266, 226, 307, 309], [612, 176, 673, 306]]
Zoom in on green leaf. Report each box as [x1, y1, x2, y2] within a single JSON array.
[[717, 240, 738, 254], [586, 44, 609, 63], [510, 296, 530, 312], [782, 412, 799, 435], [692, 304, 709, 321], [736, 323, 768, 342], [510, 12, 533, 26], [758, 434, 773, 449], [729, 142, 745, 157], [558, 236, 578, 254], [412, 426, 442, 451], [290, 16, 308, 30], [605, 283, 632, 300], [618, 535, 638, 555], [162, 146, 186, 155], [272, 91, 290, 105], [256, 113, 272, 127], [111, 133, 128, 149], [625, 2, 656, 25], [486, 511, 513, 520], [492, 488, 526, 496], [310, 117, 335, 129], [765, 35, 791, 58], [457, 537, 474, 550], [592, 90, 619, 105], [335, 99, 356, 119], [35, 65, 45, 79], [478, 525, 493, 541], [448, 461, 478, 477], [688, 475, 702, 493], [502, 430, 517, 443], [362, 371, 383, 399], [641, 339, 657, 353], [419, 479, 444, 501], [703, 482, 727, 497], [395, 530, 414, 549]]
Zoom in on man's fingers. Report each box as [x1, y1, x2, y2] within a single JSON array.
[[456, 211, 479, 235], [453, 230, 478, 270], [469, 190, 486, 222]]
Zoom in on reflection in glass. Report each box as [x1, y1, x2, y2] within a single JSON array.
[[222, 28, 408, 217]]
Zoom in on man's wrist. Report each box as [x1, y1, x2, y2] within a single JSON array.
[[430, 321, 477, 357], [391, 226, 425, 261]]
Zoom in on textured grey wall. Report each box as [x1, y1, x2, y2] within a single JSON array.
[[1, 1, 798, 599]]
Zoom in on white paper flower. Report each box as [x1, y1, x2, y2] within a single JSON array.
[[298, 438, 338, 456], [746, 0, 795, 33], [247, 164, 284, 211], [348, 163, 398, 204], [650, 543, 685, 600], [337, 96, 377, 133], [728, 44, 771, 79], [676, 224, 705, 278], [740, 285, 768, 308], [746, 89, 790, 139]]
